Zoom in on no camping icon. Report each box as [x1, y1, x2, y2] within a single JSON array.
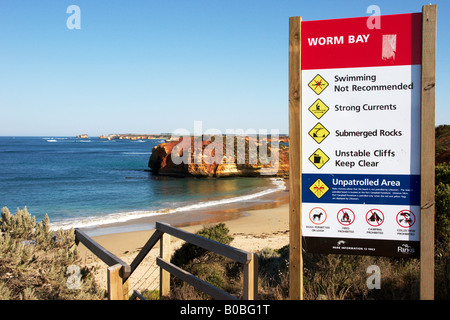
[[366, 209, 384, 227]]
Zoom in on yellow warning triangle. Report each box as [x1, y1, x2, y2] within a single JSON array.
[[309, 99, 329, 119], [308, 74, 329, 95], [309, 179, 329, 199], [308, 123, 330, 144], [308, 148, 329, 169]]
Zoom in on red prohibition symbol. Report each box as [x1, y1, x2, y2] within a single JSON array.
[[337, 208, 355, 226], [396, 210, 416, 228], [366, 209, 384, 227]]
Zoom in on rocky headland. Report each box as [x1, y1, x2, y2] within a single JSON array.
[[147, 125, 449, 178], [148, 135, 289, 178]]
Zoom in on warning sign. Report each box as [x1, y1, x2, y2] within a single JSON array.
[[366, 209, 384, 227], [309, 178, 329, 199], [308, 148, 329, 169], [396, 210, 416, 228], [298, 12, 426, 258], [308, 74, 329, 95], [337, 208, 355, 226], [308, 122, 330, 144], [309, 99, 329, 119]]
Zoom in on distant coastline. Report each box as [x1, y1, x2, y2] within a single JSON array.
[[77, 133, 174, 141]]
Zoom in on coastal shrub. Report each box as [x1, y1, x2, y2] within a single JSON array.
[[436, 163, 450, 246], [169, 223, 240, 299], [258, 250, 421, 300], [258, 246, 289, 285], [141, 289, 159, 300], [256, 246, 290, 300], [171, 223, 233, 267], [435, 162, 450, 299], [0, 207, 105, 300]]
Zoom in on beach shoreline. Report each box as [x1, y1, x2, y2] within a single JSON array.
[[76, 186, 290, 293]]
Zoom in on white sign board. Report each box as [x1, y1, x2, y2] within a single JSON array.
[[301, 13, 422, 257]]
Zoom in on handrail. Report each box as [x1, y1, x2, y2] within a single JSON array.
[[129, 229, 163, 277], [130, 290, 147, 300], [75, 228, 131, 278], [75, 222, 257, 300], [156, 257, 238, 300], [155, 222, 256, 300], [156, 222, 252, 264]]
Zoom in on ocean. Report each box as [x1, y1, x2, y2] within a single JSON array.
[[0, 136, 285, 235]]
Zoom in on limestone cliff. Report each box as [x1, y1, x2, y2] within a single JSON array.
[[148, 136, 289, 178]]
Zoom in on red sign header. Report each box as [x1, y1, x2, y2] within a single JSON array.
[[302, 13, 422, 70]]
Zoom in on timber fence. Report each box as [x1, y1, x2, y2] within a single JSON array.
[[75, 222, 258, 300]]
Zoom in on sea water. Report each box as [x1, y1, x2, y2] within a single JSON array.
[[0, 136, 285, 233]]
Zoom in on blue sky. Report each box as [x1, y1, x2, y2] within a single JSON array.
[[0, 0, 448, 136]]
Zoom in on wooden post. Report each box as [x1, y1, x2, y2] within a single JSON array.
[[159, 233, 171, 298], [122, 278, 129, 300], [107, 264, 124, 300], [243, 253, 255, 300], [288, 16, 303, 300], [253, 253, 259, 299], [420, 4, 436, 300]]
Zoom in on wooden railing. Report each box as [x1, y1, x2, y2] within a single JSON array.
[[75, 222, 258, 300]]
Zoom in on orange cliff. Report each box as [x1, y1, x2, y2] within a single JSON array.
[[148, 136, 289, 178]]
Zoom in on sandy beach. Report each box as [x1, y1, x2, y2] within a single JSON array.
[[77, 190, 290, 294]]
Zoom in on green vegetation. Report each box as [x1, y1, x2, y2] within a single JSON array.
[[0, 207, 104, 300], [167, 223, 243, 299], [434, 162, 450, 298]]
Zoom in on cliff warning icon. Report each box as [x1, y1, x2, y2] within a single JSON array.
[[309, 148, 329, 169], [309, 178, 329, 199], [308, 74, 329, 95]]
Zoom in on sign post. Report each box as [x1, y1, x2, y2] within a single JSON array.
[[288, 15, 303, 301], [288, 5, 436, 300], [420, 4, 437, 300]]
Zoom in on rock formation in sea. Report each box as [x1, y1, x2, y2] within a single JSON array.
[[148, 136, 289, 178]]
